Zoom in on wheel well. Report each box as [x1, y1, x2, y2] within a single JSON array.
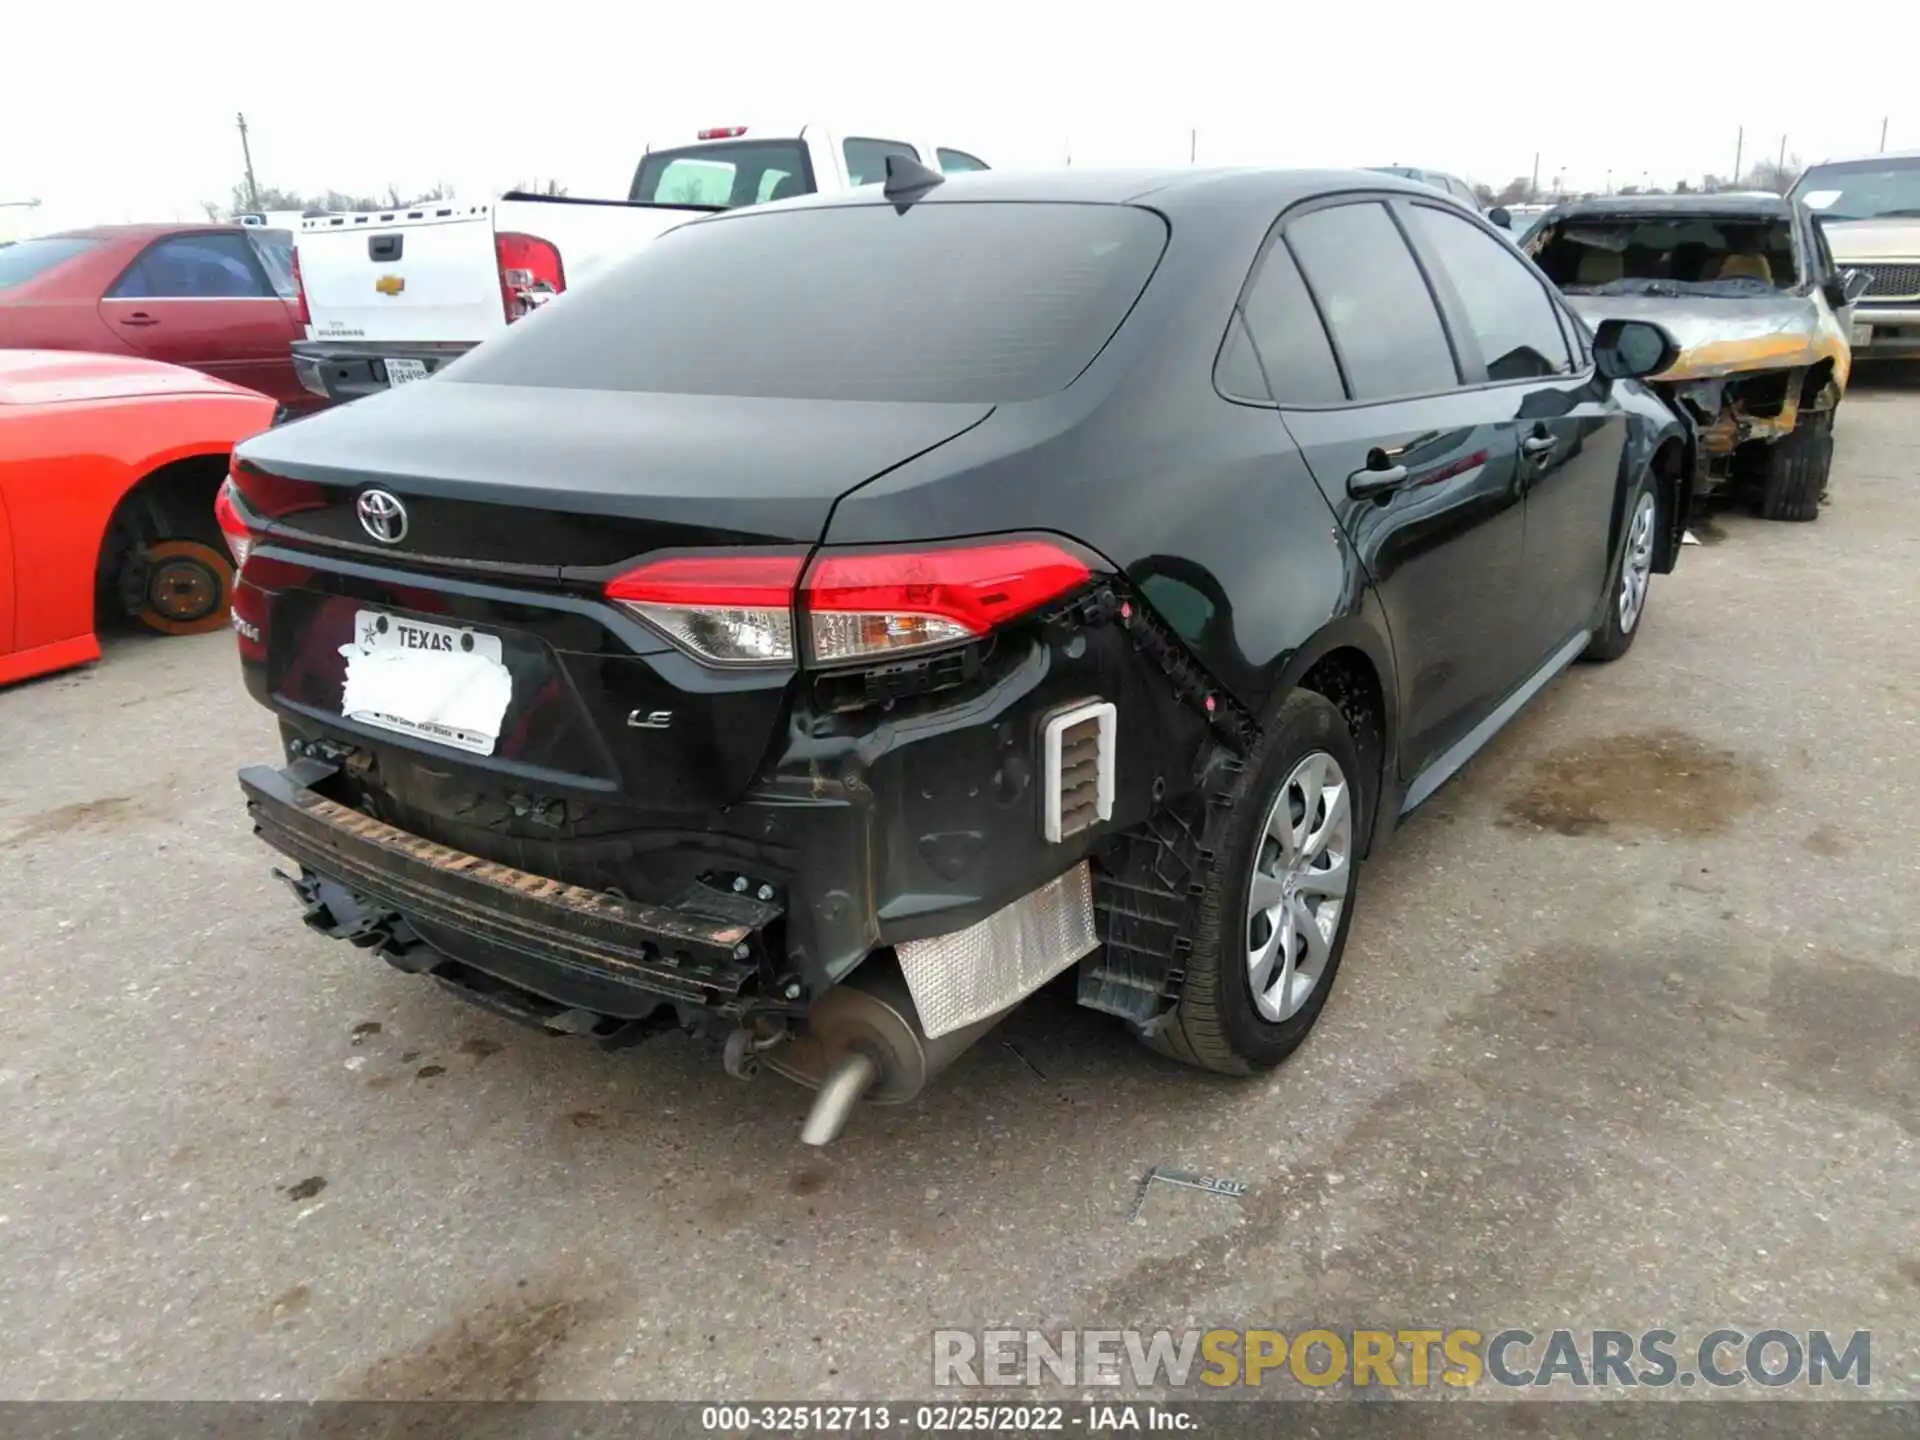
[[1297, 647, 1387, 855], [96, 452, 230, 619], [1801, 357, 1838, 411]]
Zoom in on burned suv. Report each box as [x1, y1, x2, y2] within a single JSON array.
[[1523, 193, 1868, 521], [222, 165, 1685, 1144]]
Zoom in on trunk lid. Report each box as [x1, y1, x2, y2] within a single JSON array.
[[234, 382, 993, 811]]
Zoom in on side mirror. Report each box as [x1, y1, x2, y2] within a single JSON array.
[[1592, 318, 1679, 381], [1821, 274, 1848, 309], [1841, 268, 1873, 303], [1488, 206, 1513, 230]]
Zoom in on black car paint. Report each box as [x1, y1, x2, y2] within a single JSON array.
[[232, 167, 1687, 1031]]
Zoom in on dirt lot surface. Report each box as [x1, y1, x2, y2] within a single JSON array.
[[2, 372, 1915, 1402]]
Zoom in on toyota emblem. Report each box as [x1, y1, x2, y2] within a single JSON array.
[[356, 489, 409, 544]]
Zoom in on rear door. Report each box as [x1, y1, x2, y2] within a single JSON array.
[[100, 231, 297, 398], [1243, 196, 1530, 783], [1398, 198, 1626, 664]]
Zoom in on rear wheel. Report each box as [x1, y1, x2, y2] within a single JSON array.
[[1756, 410, 1832, 522], [133, 539, 234, 636], [1142, 689, 1363, 1075]]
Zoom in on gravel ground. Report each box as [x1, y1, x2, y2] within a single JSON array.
[[1, 374, 1914, 1403]]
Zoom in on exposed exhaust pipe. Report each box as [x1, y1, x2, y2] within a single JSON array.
[[768, 958, 1014, 1146]]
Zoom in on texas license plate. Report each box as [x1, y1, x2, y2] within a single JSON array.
[[385, 358, 430, 386], [1849, 324, 1873, 347], [337, 610, 512, 755]]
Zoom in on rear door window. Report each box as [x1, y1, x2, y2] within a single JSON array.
[[1218, 238, 1346, 405], [937, 148, 990, 174], [1407, 203, 1572, 380], [844, 138, 920, 186], [1285, 201, 1459, 401], [111, 233, 272, 298], [0, 236, 97, 290], [631, 141, 815, 209], [248, 231, 298, 299], [452, 201, 1168, 403]]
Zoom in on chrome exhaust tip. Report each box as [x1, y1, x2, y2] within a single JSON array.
[[798, 1051, 879, 1147]]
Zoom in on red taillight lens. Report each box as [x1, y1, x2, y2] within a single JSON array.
[[604, 539, 1098, 669], [214, 479, 252, 568], [497, 232, 566, 323], [605, 553, 805, 666], [802, 540, 1093, 664], [291, 246, 311, 328], [697, 126, 748, 140], [230, 464, 327, 519]]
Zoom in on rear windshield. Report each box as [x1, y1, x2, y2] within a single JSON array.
[[630, 140, 814, 209], [1792, 159, 1920, 222], [1526, 214, 1799, 296], [451, 201, 1169, 403], [0, 236, 97, 290]]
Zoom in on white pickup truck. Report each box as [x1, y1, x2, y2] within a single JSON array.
[[290, 125, 991, 404]]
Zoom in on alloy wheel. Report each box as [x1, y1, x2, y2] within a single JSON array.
[[1619, 491, 1656, 635], [1246, 750, 1353, 1022]]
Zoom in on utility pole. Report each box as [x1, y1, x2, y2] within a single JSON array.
[[1777, 133, 1788, 178], [1530, 152, 1540, 199], [1733, 126, 1743, 185], [1189, 128, 1196, 164], [1881, 116, 1890, 152], [237, 111, 260, 211]]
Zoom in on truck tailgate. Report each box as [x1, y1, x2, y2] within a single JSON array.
[[298, 205, 505, 347]]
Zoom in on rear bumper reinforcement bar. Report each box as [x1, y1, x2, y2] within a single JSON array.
[[240, 760, 779, 1005]]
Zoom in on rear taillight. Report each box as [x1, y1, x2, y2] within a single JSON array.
[[291, 247, 311, 328], [802, 541, 1092, 664], [497, 232, 565, 323], [214, 479, 252, 568], [606, 553, 806, 666], [603, 539, 1097, 669], [698, 126, 748, 140], [229, 464, 327, 519]]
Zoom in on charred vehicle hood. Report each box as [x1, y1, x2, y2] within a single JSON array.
[[1564, 293, 1845, 384]]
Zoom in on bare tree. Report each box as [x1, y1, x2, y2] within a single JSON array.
[[509, 178, 569, 197], [1737, 154, 1802, 195]]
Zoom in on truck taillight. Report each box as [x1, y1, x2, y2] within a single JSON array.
[[497, 232, 565, 323], [603, 539, 1098, 669], [291, 247, 311, 327], [698, 126, 748, 140]]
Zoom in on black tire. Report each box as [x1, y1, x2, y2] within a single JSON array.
[[1582, 469, 1657, 664], [1756, 411, 1832, 522], [1142, 689, 1364, 1075]]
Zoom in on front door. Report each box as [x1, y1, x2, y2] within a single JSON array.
[[1396, 198, 1629, 661], [1238, 197, 1531, 782]]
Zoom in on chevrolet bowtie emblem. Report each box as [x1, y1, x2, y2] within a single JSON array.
[[375, 274, 405, 296]]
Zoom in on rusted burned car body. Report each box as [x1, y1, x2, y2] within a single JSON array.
[[1523, 193, 1865, 520]]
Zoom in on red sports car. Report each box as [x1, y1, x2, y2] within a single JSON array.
[[0, 224, 318, 415], [0, 350, 276, 686]]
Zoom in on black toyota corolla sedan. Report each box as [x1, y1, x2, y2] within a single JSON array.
[[220, 162, 1688, 1143]]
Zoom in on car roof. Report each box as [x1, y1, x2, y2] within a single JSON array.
[[1804, 149, 1920, 167], [44, 222, 251, 242], [1545, 193, 1794, 219], [695, 165, 1451, 217]]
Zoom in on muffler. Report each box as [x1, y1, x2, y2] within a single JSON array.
[[766, 958, 1014, 1146]]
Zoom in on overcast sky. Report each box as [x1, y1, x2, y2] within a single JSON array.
[[3, 0, 1907, 235]]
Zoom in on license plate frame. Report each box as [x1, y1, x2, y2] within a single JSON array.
[[385, 357, 431, 386], [338, 610, 512, 756]]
